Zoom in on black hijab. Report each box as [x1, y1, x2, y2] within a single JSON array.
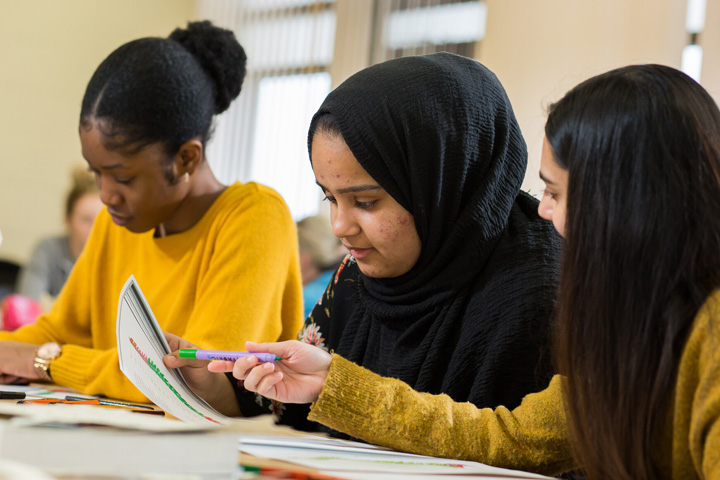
[[307, 53, 560, 409]]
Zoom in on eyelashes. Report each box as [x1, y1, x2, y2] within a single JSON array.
[[323, 195, 376, 209]]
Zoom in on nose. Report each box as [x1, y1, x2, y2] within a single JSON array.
[[98, 176, 122, 207], [537, 196, 553, 221], [330, 203, 360, 239]]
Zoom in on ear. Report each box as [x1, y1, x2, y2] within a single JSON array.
[[175, 139, 204, 176]]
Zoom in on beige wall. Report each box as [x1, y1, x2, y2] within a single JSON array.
[[329, 0, 375, 89], [479, 0, 688, 197], [703, 0, 720, 104], [1, 0, 712, 266], [0, 0, 194, 264], [330, 0, 698, 198]]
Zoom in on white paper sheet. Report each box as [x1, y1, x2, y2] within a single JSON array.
[[0, 385, 70, 399], [321, 473, 545, 480], [0, 402, 209, 432], [241, 434, 409, 455], [116, 275, 230, 425], [240, 443, 550, 478]]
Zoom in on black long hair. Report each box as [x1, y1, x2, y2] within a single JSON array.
[[79, 20, 246, 157], [546, 64, 720, 479]]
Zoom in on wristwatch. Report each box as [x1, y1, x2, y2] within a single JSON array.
[[33, 342, 62, 381]]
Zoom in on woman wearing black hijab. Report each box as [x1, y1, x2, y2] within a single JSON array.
[[164, 52, 561, 432]]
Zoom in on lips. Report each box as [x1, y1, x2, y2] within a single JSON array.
[[108, 210, 131, 226], [345, 246, 373, 259]]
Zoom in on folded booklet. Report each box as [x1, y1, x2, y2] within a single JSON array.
[[116, 275, 230, 425]]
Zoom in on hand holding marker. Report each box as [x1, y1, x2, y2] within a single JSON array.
[[179, 349, 281, 363]]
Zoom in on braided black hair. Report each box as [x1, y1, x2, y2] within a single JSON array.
[[79, 20, 246, 157]]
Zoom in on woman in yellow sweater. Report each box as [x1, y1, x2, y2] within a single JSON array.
[[0, 21, 303, 402], [169, 64, 720, 479]]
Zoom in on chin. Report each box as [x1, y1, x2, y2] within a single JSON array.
[[357, 265, 379, 278], [123, 222, 154, 234], [356, 264, 392, 279]]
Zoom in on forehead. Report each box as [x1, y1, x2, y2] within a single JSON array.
[[80, 127, 128, 168], [540, 138, 555, 168], [80, 126, 164, 171], [311, 134, 377, 189], [539, 138, 566, 180]]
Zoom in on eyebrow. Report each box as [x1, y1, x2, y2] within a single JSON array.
[[87, 163, 128, 171], [538, 171, 555, 185], [316, 181, 383, 195]]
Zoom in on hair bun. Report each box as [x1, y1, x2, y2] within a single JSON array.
[[169, 20, 247, 114]]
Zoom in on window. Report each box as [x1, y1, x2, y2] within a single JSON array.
[[371, 0, 487, 63], [197, 0, 336, 220], [250, 73, 331, 221], [197, 0, 487, 219], [682, 0, 706, 81]]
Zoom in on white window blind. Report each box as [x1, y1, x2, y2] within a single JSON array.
[[372, 0, 486, 63], [196, 0, 336, 220]]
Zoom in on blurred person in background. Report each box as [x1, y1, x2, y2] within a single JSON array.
[[16, 166, 102, 304], [297, 214, 345, 318]]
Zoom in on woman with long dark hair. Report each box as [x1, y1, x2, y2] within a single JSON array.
[[189, 64, 720, 479], [543, 63, 720, 479]]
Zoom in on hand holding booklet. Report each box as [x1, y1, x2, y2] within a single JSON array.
[[116, 275, 231, 425], [116, 276, 552, 479], [0, 274, 256, 480]]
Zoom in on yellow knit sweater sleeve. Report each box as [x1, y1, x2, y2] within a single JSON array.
[[673, 293, 720, 479], [0, 183, 303, 402], [309, 355, 574, 477]]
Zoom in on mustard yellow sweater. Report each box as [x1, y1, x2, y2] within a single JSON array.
[[309, 292, 720, 479], [1, 182, 303, 402]]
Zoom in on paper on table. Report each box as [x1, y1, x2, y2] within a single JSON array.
[[240, 443, 551, 479], [0, 459, 55, 480], [116, 275, 230, 425], [0, 385, 69, 399], [0, 402, 206, 432], [0, 416, 239, 478], [326, 473, 546, 480], [241, 434, 408, 455]]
